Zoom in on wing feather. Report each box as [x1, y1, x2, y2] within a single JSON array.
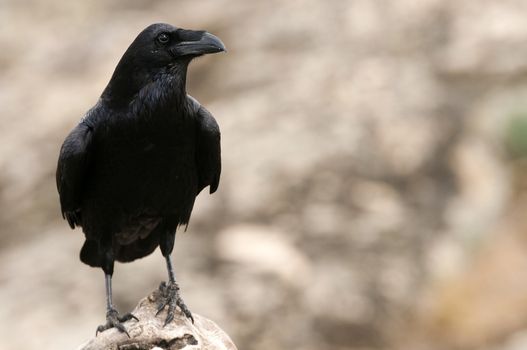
[[195, 105, 221, 194], [56, 122, 93, 228]]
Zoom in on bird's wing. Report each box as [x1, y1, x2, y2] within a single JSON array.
[[195, 105, 221, 194], [56, 121, 94, 228]]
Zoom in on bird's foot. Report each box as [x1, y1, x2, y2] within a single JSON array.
[[156, 281, 194, 325], [96, 308, 138, 337]]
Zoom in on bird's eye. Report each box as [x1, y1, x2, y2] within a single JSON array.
[[157, 33, 170, 44]]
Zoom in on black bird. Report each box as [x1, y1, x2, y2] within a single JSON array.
[[56, 23, 225, 335]]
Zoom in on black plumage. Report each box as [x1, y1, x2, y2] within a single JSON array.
[[56, 23, 225, 335]]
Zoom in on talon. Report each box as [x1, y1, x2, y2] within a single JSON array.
[[187, 312, 195, 324], [119, 313, 139, 322], [96, 325, 107, 336], [164, 312, 174, 326], [115, 323, 130, 338], [95, 308, 133, 337], [156, 281, 192, 325], [178, 301, 194, 323], [156, 300, 168, 316]]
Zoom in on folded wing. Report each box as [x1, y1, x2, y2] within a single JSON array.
[[56, 122, 94, 228], [195, 106, 221, 194]]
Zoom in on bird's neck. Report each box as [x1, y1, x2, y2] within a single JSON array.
[[101, 64, 189, 111]]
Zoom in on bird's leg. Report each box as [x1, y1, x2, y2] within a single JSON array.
[[96, 245, 138, 337], [156, 232, 194, 325]]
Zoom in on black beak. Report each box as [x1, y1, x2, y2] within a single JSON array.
[[174, 31, 226, 57]]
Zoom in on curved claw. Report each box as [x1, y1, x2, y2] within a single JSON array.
[[165, 301, 177, 327], [115, 323, 131, 338], [164, 311, 175, 327], [119, 313, 139, 322], [95, 308, 136, 338], [156, 299, 169, 316], [96, 325, 107, 336], [177, 301, 194, 324], [156, 281, 193, 325]]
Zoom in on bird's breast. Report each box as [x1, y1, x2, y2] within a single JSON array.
[[89, 117, 199, 213]]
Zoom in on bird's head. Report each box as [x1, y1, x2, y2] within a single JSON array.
[[126, 23, 226, 69], [103, 23, 226, 105]]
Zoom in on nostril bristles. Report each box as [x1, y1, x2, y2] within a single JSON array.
[[177, 29, 205, 42]]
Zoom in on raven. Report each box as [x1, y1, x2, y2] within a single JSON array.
[[56, 23, 225, 335]]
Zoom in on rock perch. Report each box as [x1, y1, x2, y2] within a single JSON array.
[[78, 289, 237, 350]]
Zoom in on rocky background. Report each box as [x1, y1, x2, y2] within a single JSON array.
[[2, 0, 527, 349]]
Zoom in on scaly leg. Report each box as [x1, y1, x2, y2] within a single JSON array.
[[96, 244, 138, 337], [156, 232, 194, 325]]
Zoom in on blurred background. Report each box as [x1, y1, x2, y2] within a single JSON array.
[[2, 0, 527, 349]]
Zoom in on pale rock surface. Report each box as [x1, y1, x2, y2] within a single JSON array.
[[78, 290, 237, 350]]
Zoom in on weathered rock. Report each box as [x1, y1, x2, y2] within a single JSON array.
[[78, 290, 237, 350]]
